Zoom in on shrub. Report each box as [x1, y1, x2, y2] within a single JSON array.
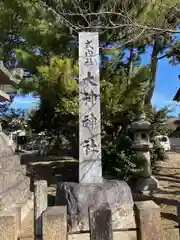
[[102, 134, 142, 182]]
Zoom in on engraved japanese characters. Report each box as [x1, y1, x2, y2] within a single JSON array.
[[79, 32, 102, 184]]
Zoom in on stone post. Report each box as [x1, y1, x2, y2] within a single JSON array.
[[135, 201, 163, 240], [89, 203, 113, 240], [34, 180, 47, 238], [0, 209, 19, 240], [42, 206, 67, 240]]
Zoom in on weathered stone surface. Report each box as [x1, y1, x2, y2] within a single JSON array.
[[34, 180, 47, 237], [0, 177, 30, 210], [0, 155, 21, 169], [0, 154, 27, 192], [135, 201, 163, 240], [68, 232, 137, 240], [136, 151, 152, 177], [79, 32, 102, 184], [16, 192, 34, 224], [55, 179, 135, 232], [89, 203, 113, 240], [132, 143, 153, 151], [0, 166, 26, 193], [0, 132, 15, 158], [130, 120, 151, 131], [43, 206, 67, 240], [135, 176, 159, 193], [0, 150, 32, 236], [0, 152, 32, 211], [0, 208, 19, 240]]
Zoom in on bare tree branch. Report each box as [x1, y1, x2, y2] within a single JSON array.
[[38, 0, 180, 37]]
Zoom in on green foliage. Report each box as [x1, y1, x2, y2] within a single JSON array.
[[0, 0, 177, 181], [27, 54, 169, 180], [102, 134, 142, 182], [147, 107, 171, 137], [26, 51, 171, 180], [166, 39, 180, 65]]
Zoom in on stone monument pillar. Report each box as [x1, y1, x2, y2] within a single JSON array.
[[130, 116, 159, 193], [55, 32, 135, 235], [79, 32, 102, 184]]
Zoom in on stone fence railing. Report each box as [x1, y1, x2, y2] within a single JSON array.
[[0, 153, 33, 240], [1, 179, 180, 239], [41, 201, 165, 240], [34, 181, 168, 240]]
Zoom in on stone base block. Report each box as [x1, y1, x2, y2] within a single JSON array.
[[16, 192, 34, 225], [43, 206, 67, 240], [0, 166, 26, 193], [0, 177, 30, 211], [55, 179, 135, 232], [135, 201, 163, 240], [0, 155, 22, 170], [135, 176, 159, 193], [0, 208, 19, 240], [68, 232, 137, 240]]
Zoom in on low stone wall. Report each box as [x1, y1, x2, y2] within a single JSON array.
[[0, 152, 33, 239], [41, 201, 164, 240], [0, 154, 31, 210], [32, 180, 164, 240]]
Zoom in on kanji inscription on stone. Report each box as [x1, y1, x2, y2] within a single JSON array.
[[82, 112, 97, 130], [81, 90, 99, 106], [79, 32, 102, 184]]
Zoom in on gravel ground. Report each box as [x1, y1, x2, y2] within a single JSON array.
[[151, 152, 180, 239]]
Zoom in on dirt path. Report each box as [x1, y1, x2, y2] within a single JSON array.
[[149, 152, 180, 239], [153, 152, 180, 202]]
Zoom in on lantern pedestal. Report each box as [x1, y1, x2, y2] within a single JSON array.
[[135, 176, 159, 193], [130, 117, 159, 193]]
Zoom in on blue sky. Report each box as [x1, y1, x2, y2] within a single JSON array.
[[10, 94, 39, 110], [141, 51, 180, 115], [10, 46, 180, 115], [152, 61, 179, 114]]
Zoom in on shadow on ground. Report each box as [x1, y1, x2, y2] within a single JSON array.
[[20, 151, 79, 185], [134, 153, 180, 240]]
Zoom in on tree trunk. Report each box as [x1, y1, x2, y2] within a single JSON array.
[[145, 39, 159, 105], [127, 46, 134, 85]]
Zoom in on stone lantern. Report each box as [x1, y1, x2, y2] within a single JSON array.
[[130, 116, 159, 193]]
